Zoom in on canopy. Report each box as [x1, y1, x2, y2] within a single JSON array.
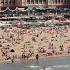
[[4, 7, 12, 14], [13, 7, 23, 14]]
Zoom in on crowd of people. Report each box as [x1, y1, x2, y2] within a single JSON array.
[[0, 22, 70, 63]]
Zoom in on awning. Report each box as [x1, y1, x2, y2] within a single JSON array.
[[13, 7, 23, 14], [4, 7, 12, 14], [16, 8, 25, 11]]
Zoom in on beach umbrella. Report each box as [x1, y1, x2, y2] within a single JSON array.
[[10, 49, 15, 52]]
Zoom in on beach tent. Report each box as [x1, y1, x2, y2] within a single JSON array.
[[32, 7, 42, 14], [21, 9, 28, 15], [35, 9, 41, 13], [32, 7, 37, 11], [55, 8, 61, 14], [32, 7, 37, 14], [26, 8, 32, 14], [46, 8, 56, 13], [13, 7, 23, 16], [13, 8, 28, 15], [41, 8, 47, 13], [4, 7, 13, 16]]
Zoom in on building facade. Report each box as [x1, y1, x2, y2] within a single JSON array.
[[0, 0, 48, 10], [26, 0, 48, 8], [0, 0, 70, 10], [0, 0, 16, 9], [0, 0, 27, 10], [48, 0, 70, 8]]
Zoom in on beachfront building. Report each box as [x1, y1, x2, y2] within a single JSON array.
[[0, 0, 48, 10], [0, 0, 70, 10], [0, 0, 16, 9], [26, 0, 48, 8], [0, 0, 27, 10], [48, 0, 70, 8]]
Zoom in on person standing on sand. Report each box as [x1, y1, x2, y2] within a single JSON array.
[[11, 55, 15, 63], [36, 54, 39, 61]]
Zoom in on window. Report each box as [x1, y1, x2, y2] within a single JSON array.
[[43, 0, 46, 4], [64, 0, 66, 3], [12, 0, 15, 3], [61, 0, 63, 2], [31, 0, 34, 4], [1, 0, 4, 4], [55, 0, 57, 4], [9, 0, 11, 4], [5, 0, 8, 3], [27, 0, 30, 4], [35, 0, 38, 4], [39, 0, 42, 4]]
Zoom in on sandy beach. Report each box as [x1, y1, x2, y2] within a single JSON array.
[[0, 23, 70, 63]]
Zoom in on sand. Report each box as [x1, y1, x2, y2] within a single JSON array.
[[0, 24, 70, 63]]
